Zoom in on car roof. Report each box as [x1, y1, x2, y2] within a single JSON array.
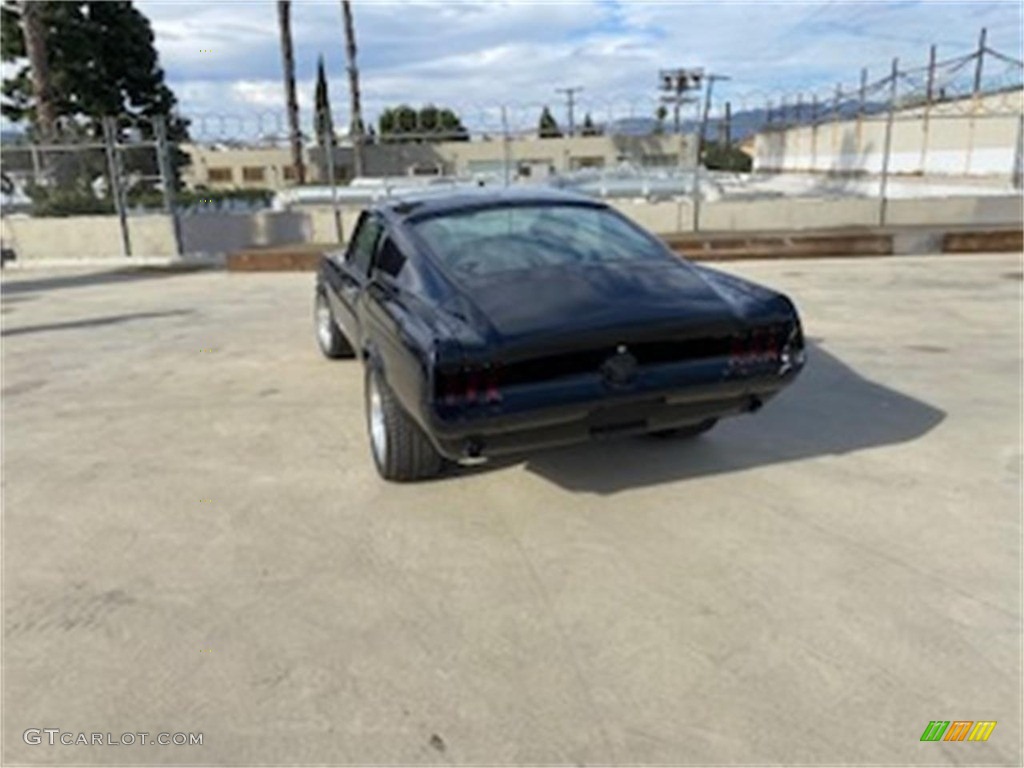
[[372, 186, 605, 222]]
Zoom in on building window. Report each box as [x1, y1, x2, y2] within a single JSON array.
[[410, 163, 442, 177], [207, 167, 233, 183], [641, 153, 679, 168], [467, 160, 507, 175], [242, 166, 266, 182], [282, 165, 297, 181], [570, 156, 605, 170]]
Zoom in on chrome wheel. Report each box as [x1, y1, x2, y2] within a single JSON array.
[[368, 373, 387, 466], [316, 295, 334, 349]]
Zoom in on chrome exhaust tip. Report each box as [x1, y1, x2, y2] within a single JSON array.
[[457, 439, 488, 466]]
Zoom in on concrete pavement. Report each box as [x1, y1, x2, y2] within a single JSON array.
[[2, 255, 1021, 764]]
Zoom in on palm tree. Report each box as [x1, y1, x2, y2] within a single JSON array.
[[341, 0, 364, 177], [277, 0, 305, 184]]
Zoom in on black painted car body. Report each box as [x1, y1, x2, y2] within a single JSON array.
[[315, 187, 805, 481]]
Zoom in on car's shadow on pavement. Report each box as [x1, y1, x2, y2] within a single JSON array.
[[500, 342, 946, 494]]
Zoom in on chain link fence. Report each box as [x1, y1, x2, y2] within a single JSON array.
[[2, 34, 1021, 257], [1, 114, 184, 256]]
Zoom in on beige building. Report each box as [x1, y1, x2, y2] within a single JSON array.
[[181, 133, 693, 191]]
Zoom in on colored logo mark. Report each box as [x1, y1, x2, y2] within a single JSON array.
[[920, 721, 996, 742]]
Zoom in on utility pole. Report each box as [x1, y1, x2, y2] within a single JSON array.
[[341, 0, 365, 179], [555, 87, 583, 137], [723, 101, 732, 146], [18, 0, 57, 140]]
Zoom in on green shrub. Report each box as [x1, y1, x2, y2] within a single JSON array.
[[702, 142, 753, 173], [26, 183, 114, 217]]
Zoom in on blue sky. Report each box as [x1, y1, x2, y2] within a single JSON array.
[[118, 1, 1024, 134]]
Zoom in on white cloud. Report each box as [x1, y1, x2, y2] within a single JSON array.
[[133, 0, 1022, 136]]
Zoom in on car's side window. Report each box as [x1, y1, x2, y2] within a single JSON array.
[[372, 235, 407, 280], [348, 215, 382, 276]]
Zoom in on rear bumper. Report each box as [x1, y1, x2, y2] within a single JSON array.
[[424, 365, 802, 461]]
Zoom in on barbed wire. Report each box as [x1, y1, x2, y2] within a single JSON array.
[[1, 40, 1020, 148]]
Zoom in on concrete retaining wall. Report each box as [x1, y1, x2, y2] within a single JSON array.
[[3, 193, 1021, 262], [884, 195, 1024, 227], [701, 198, 881, 231], [1, 214, 178, 261]]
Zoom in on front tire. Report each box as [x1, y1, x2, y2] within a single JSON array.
[[365, 366, 443, 482], [314, 288, 353, 359]]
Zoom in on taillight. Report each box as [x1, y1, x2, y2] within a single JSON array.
[[437, 365, 502, 407], [441, 374, 460, 406], [465, 370, 480, 403], [484, 366, 502, 403], [729, 326, 784, 366]]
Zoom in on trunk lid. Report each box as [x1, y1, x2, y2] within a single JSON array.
[[456, 258, 743, 356]]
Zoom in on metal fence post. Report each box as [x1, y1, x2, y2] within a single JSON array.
[[154, 116, 184, 256], [973, 27, 987, 96], [29, 143, 41, 187], [920, 45, 936, 172], [1013, 112, 1023, 190], [878, 58, 899, 227], [501, 106, 511, 187], [321, 123, 343, 242], [102, 116, 132, 257], [690, 128, 701, 232]]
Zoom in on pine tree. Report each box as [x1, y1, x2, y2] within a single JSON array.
[[1, 1, 186, 139], [538, 106, 562, 139], [1, 0, 189, 203], [314, 54, 335, 148], [314, 54, 336, 182]]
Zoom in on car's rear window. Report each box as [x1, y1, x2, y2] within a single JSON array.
[[410, 204, 666, 276]]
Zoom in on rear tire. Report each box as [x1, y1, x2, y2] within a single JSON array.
[[314, 288, 353, 359], [649, 418, 718, 439], [365, 365, 443, 482]]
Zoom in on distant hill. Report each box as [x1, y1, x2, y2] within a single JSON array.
[[601, 98, 891, 142]]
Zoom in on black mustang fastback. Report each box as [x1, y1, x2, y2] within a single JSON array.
[[315, 188, 805, 481]]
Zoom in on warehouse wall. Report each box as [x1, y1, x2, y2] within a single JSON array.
[[754, 89, 1023, 177]]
